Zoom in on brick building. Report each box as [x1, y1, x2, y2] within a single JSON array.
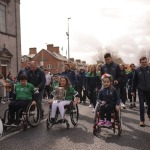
[[22, 44, 87, 74], [0, 0, 21, 78]]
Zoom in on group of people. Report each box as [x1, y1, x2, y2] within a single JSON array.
[[0, 52, 150, 128], [0, 72, 17, 104]]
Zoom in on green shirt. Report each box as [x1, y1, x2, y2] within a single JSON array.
[[15, 83, 35, 101], [87, 72, 101, 77], [51, 81, 59, 91]]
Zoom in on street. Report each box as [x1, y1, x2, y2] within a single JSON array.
[[0, 100, 150, 150]]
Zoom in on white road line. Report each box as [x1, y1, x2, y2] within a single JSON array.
[[0, 118, 47, 141]]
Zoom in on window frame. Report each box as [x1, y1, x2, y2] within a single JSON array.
[[0, 3, 6, 33], [47, 64, 52, 69]]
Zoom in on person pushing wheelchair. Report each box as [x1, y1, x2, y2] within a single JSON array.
[[97, 73, 120, 127]]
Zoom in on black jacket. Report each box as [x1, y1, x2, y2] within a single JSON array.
[[76, 71, 86, 88], [101, 62, 121, 83], [27, 68, 46, 91], [132, 66, 150, 92]]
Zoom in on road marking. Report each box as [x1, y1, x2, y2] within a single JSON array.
[[0, 118, 47, 141]]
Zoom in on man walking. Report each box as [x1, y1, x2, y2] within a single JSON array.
[[17, 60, 31, 81], [132, 56, 150, 127], [61, 64, 77, 88], [27, 61, 46, 118], [101, 53, 121, 87]]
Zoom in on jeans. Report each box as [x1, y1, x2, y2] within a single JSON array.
[[138, 89, 150, 122]]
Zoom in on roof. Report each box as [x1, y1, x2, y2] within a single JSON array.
[[42, 49, 68, 61], [0, 47, 13, 57]]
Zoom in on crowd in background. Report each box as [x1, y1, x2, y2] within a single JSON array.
[[0, 53, 150, 127]]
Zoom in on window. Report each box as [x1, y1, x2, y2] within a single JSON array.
[[40, 61, 44, 66], [47, 64, 52, 69], [0, 3, 6, 33]]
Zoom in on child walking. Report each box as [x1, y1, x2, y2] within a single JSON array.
[[98, 73, 120, 127]]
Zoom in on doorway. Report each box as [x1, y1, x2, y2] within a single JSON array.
[[1, 66, 6, 79]]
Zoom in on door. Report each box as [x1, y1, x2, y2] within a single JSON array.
[[1, 66, 6, 79]]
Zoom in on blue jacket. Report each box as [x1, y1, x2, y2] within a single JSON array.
[[98, 86, 120, 106], [61, 70, 77, 87], [76, 71, 86, 88], [132, 66, 150, 92]]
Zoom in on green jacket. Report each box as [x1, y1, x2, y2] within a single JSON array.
[[15, 83, 35, 101], [65, 86, 77, 101]]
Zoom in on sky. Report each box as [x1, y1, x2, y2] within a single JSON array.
[[20, 0, 150, 65]]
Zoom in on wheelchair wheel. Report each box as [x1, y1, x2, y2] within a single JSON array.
[[26, 103, 40, 127], [117, 110, 122, 136], [0, 118, 3, 138], [3, 109, 9, 131], [70, 102, 79, 126], [93, 103, 101, 135], [113, 109, 122, 136]]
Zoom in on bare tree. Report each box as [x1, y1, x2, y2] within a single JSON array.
[[137, 48, 150, 63], [97, 45, 123, 64]]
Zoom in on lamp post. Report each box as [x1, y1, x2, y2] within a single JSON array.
[[66, 17, 71, 59]]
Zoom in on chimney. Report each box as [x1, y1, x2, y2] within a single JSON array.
[[82, 61, 86, 64], [47, 44, 54, 52], [29, 48, 37, 55], [76, 59, 81, 63], [69, 58, 74, 62], [53, 46, 60, 53]]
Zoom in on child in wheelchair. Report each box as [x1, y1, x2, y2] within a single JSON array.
[[6, 74, 36, 126], [97, 73, 120, 127], [50, 76, 79, 123]]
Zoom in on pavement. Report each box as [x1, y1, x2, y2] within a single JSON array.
[[0, 99, 150, 150]]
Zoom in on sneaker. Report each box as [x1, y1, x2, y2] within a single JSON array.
[[133, 103, 136, 107], [14, 120, 21, 126], [98, 120, 105, 126], [92, 108, 95, 113], [139, 122, 145, 127], [121, 103, 124, 107], [105, 121, 112, 127], [129, 104, 133, 108], [6, 121, 14, 125], [89, 104, 92, 108], [122, 104, 126, 109], [144, 103, 147, 109]]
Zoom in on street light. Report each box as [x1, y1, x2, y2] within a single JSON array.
[[66, 17, 71, 59]]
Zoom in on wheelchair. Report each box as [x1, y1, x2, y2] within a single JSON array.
[[93, 102, 122, 136], [0, 118, 3, 138], [46, 100, 79, 129], [2, 102, 40, 131]]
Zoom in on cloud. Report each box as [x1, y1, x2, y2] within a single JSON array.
[[20, 0, 150, 65]]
